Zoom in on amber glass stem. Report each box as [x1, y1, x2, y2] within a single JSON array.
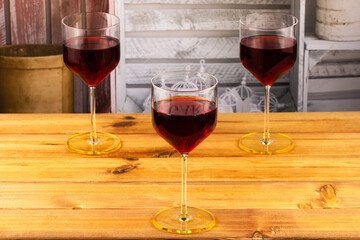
[[89, 86, 97, 143], [180, 153, 189, 220]]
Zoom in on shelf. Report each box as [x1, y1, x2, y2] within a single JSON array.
[[305, 34, 360, 51]]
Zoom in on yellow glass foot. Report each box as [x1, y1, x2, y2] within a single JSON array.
[[153, 206, 215, 234], [239, 132, 294, 155], [67, 132, 121, 155]]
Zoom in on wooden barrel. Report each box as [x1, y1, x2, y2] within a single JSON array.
[[316, 0, 360, 41], [0, 45, 73, 113]]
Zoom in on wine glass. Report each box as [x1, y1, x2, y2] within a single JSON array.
[[239, 13, 298, 154], [62, 13, 121, 154], [151, 70, 218, 234]]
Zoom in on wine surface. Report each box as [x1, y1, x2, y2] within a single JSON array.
[[63, 36, 120, 86], [152, 96, 217, 154], [240, 35, 297, 86]]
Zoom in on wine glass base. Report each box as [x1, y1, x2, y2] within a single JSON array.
[[153, 206, 215, 234], [239, 132, 294, 155], [67, 132, 121, 155]]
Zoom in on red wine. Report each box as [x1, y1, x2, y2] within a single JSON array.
[[63, 36, 120, 86], [240, 35, 297, 86], [152, 96, 217, 154]]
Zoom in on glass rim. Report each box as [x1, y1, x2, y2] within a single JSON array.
[[239, 13, 298, 30], [151, 70, 218, 93], [62, 12, 120, 31]]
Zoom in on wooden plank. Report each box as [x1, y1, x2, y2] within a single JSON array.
[[308, 98, 360, 112], [0, 182, 359, 209], [9, 0, 46, 44], [3, 131, 359, 159], [95, 77, 111, 113], [0, 208, 359, 239], [125, 9, 289, 32], [0, 113, 359, 159], [302, 48, 310, 111], [308, 77, 360, 94], [305, 34, 360, 51], [307, 50, 360, 72], [56, 1, 83, 113], [50, 0, 81, 44], [85, 0, 110, 12], [126, 37, 239, 59], [50, 0, 81, 112], [319, 50, 360, 62], [124, 0, 291, 4], [0, 0, 5, 45], [309, 62, 360, 78], [0, 112, 359, 132]]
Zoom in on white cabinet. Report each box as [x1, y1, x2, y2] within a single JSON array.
[[302, 36, 360, 111], [298, 0, 360, 112]]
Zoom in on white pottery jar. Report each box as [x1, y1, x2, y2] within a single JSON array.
[[316, 0, 360, 41]]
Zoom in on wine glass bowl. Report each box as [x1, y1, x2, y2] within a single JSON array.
[[239, 13, 298, 155], [151, 70, 218, 234], [62, 12, 121, 155]]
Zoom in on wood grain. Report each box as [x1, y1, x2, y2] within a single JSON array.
[[95, 77, 112, 113], [0, 181, 358, 209], [9, 0, 46, 44], [0, 208, 358, 239], [0, 0, 5, 45], [50, 0, 81, 44], [85, 0, 110, 12], [0, 112, 359, 238]]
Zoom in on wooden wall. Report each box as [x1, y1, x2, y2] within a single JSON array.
[[0, 0, 5, 46], [0, 0, 114, 113], [122, 0, 293, 112]]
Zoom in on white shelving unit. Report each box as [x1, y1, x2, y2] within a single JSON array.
[[114, 0, 300, 113], [302, 35, 360, 112], [294, 0, 360, 112], [112, 0, 360, 113], [305, 34, 360, 51]]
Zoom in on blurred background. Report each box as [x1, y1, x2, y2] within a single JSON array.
[[0, 0, 359, 113]]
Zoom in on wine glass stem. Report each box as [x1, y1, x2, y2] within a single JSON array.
[[89, 86, 97, 143], [180, 153, 189, 220], [263, 85, 271, 143]]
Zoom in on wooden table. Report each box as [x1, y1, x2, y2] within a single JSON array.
[[0, 112, 359, 239]]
